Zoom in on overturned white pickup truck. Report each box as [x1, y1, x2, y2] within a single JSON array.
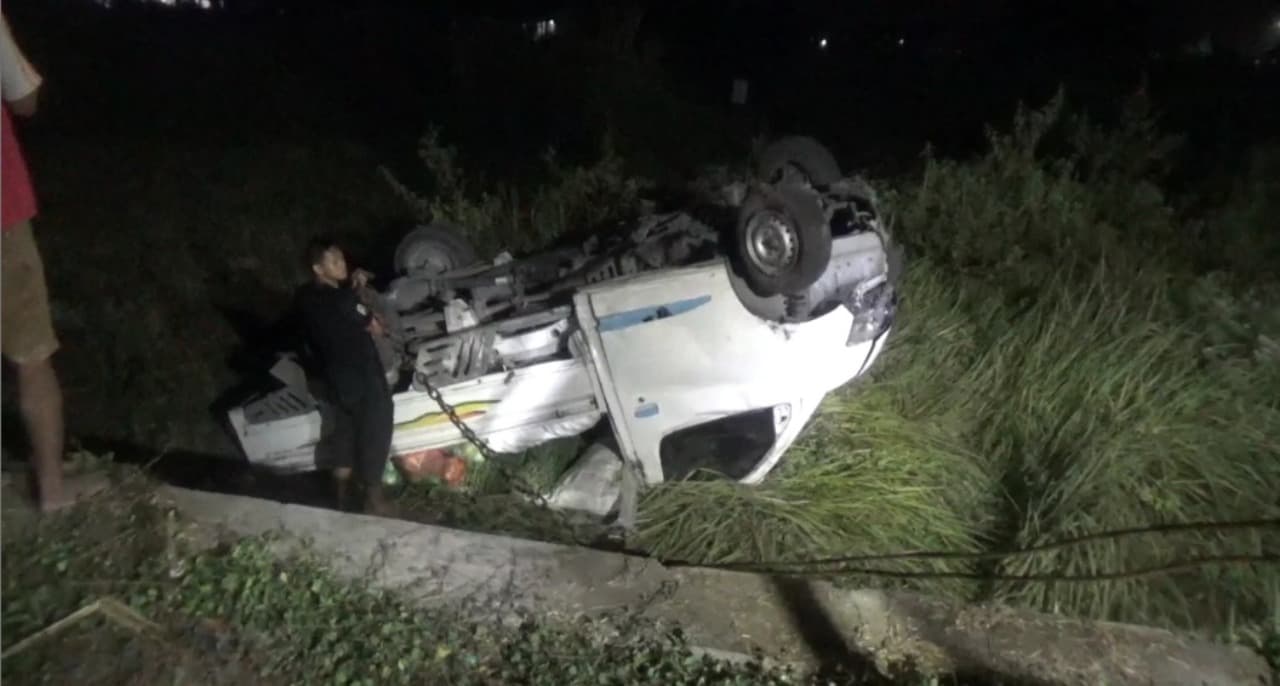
[[226, 137, 900, 518]]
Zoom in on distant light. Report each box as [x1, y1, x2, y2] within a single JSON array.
[[100, 0, 221, 9], [897, 37, 905, 47], [818, 37, 828, 49], [534, 18, 558, 40]]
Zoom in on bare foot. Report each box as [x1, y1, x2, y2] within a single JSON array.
[[333, 469, 354, 512], [363, 485, 397, 518], [38, 473, 108, 514]]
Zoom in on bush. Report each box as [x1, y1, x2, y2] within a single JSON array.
[[893, 90, 1184, 288], [380, 128, 652, 258], [1192, 144, 1280, 282]]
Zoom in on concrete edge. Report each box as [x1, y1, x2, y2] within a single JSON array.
[[154, 485, 1274, 686]]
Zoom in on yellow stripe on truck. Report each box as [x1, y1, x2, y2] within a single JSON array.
[[394, 402, 493, 431]]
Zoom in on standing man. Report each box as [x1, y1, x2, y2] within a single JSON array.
[[296, 237, 395, 515], [2, 15, 100, 512]]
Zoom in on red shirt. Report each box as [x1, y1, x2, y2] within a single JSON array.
[[1, 103, 37, 231]]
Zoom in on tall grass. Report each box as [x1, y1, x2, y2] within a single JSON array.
[[635, 93, 1280, 635], [968, 265, 1276, 627]]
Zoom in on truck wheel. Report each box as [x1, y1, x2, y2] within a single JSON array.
[[756, 136, 842, 188], [393, 221, 478, 276], [727, 265, 788, 322], [734, 184, 832, 296]]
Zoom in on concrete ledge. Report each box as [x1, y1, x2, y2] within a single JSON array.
[[158, 486, 672, 617], [157, 486, 1273, 686]]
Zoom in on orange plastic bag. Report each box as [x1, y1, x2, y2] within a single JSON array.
[[396, 449, 450, 483], [442, 456, 467, 488], [396, 449, 468, 489]]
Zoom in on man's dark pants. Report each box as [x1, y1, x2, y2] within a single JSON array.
[[325, 371, 394, 487]]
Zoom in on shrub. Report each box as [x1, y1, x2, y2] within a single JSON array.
[[380, 128, 651, 258]]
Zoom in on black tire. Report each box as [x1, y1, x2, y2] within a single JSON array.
[[734, 185, 832, 296], [726, 263, 788, 321], [756, 136, 843, 188], [393, 221, 479, 276]]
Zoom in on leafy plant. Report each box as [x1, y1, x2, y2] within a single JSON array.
[[380, 128, 651, 258]]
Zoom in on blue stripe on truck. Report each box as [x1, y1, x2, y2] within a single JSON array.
[[596, 295, 712, 333]]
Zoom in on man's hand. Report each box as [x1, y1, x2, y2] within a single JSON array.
[[351, 268, 374, 289], [366, 314, 387, 338]]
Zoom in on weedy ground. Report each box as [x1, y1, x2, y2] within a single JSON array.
[[2, 463, 923, 685]]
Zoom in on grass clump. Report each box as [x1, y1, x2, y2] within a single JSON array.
[[967, 266, 1275, 625], [890, 94, 1279, 630]]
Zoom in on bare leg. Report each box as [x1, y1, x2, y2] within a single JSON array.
[[364, 482, 394, 517], [17, 357, 67, 512], [334, 467, 354, 511]]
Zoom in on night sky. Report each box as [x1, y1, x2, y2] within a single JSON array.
[[4, 0, 1276, 167], [469, 0, 1280, 58]]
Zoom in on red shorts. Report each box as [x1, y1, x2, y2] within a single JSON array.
[[2, 104, 37, 231]]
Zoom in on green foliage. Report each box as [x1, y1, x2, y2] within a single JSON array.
[[380, 128, 651, 257], [894, 90, 1184, 290], [489, 619, 813, 686], [964, 269, 1274, 625], [1192, 144, 1280, 282]]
